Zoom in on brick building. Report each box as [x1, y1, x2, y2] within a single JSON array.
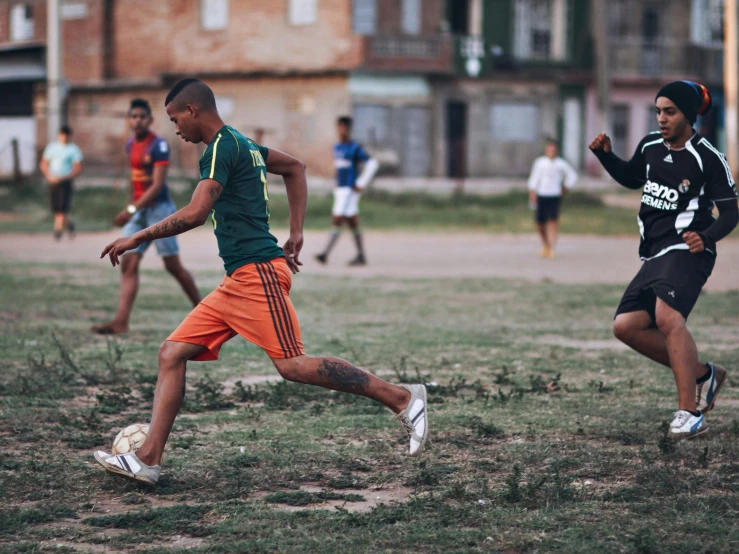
[[0, 0, 727, 179]]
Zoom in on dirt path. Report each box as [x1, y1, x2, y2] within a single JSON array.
[[1, 229, 737, 291]]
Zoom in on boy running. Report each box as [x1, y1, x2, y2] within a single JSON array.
[[527, 138, 577, 258], [93, 80, 428, 484], [590, 81, 738, 439], [315, 116, 379, 266], [92, 99, 200, 335]]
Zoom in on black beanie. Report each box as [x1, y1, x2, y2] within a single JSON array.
[[655, 81, 712, 124]]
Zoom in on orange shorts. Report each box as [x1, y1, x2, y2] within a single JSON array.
[[168, 257, 304, 360]]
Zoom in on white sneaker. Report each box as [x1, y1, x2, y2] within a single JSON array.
[[667, 410, 709, 440], [395, 384, 429, 456], [93, 450, 161, 485], [696, 362, 727, 413]]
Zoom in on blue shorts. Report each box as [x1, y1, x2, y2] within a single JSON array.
[[122, 199, 180, 257]]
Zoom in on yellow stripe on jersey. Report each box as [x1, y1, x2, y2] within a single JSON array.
[[226, 128, 240, 155], [209, 133, 222, 179]]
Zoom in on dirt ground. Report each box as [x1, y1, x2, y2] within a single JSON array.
[[1, 229, 737, 291]]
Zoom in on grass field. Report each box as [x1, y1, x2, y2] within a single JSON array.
[[0, 183, 642, 236], [2, 258, 739, 553]]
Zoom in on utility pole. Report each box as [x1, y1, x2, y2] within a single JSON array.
[[724, 0, 738, 173], [592, 0, 610, 137], [47, 0, 62, 143]]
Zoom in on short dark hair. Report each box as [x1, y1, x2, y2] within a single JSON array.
[[337, 116, 353, 128], [545, 137, 559, 148], [129, 98, 152, 116], [164, 78, 216, 111], [59, 125, 72, 136]]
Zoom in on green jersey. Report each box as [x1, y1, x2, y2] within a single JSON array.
[[199, 125, 283, 275]]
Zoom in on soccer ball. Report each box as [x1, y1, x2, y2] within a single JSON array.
[[111, 423, 149, 456]]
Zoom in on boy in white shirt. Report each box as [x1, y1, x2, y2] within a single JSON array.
[[527, 139, 577, 258]]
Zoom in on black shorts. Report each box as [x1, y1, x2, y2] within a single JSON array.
[[536, 196, 561, 223], [615, 249, 715, 322], [50, 180, 73, 213]]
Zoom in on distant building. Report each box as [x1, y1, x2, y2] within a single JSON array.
[[0, 0, 727, 178]]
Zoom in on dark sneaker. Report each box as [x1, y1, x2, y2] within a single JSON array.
[[315, 253, 328, 265], [348, 255, 366, 266]]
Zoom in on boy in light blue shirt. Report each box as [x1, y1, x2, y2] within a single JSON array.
[[40, 125, 83, 240]]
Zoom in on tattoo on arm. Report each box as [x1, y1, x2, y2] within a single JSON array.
[[316, 359, 370, 393], [209, 183, 224, 200], [140, 216, 192, 243]]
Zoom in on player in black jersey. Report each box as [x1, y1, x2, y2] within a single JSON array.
[[590, 81, 738, 439]]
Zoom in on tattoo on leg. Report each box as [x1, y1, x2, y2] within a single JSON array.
[[317, 359, 370, 393]]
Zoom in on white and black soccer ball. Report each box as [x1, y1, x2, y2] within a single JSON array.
[[111, 423, 150, 456]]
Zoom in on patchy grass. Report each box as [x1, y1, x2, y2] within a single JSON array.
[[0, 183, 642, 235], [1, 260, 739, 552]]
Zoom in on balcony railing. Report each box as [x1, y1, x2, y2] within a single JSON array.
[[609, 37, 723, 83], [360, 35, 453, 73]]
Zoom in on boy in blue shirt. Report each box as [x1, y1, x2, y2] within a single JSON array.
[[40, 126, 83, 240], [315, 116, 379, 266]]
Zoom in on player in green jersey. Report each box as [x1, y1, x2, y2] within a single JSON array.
[[93, 79, 429, 485]]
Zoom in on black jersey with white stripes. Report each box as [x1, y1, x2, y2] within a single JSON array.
[[604, 131, 737, 260]]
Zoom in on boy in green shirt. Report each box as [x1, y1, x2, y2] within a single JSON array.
[[93, 79, 429, 485]]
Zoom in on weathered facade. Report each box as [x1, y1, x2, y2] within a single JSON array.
[[0, 0, 727, 178]]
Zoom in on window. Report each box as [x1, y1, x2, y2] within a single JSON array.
[[512, 0, 568, 61], [447, 0, 469, 34], [562, 97, 582, 168], [691, 0, 723, 47], [490, 103, 539, 142], [288, 0, 318, 26], [353, 104, 390, 146], [401, 0, 421, 35], [646, 105, 660, 134], [611, 104, 630, 157], [608, 0, 628, 37], [10, 3, 34, 42], [61, 2, 89, 20], [201, 0, 228, 31], [353, 0, 377, 35]]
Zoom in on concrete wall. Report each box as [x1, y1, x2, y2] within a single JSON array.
[[433, 80, 559, 177], [111, 0, 360, 80], [0, 116, 35, 176], [584, 85, 658, 175], [61, 75, 350, 178]]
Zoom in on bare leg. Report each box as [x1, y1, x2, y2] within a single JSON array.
[[272, 355, 410, 413], [91, 253, 142, 334], [53, 213, 65, 236], [163, 255, 201, 307], [136, 341, 205, 467], [536, 222, 550, 253], [547, 219, 560, 252], [613, 310, 707, 377], [654, 299, 701, 411]]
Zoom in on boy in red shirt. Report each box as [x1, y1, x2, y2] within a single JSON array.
[[92, 99, 200, 334]]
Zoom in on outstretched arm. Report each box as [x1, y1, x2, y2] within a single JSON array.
[[266, 148, 307, 273], [100, 178, 223, 266], [589, 133, 645, 190]]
